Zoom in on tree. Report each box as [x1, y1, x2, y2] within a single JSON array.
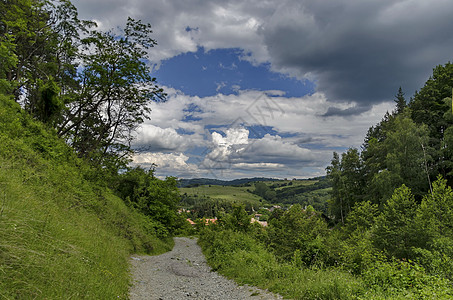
[[393, 87, 407, 115], [1, 1, 164, 172], [343, 201, 379, 236], [254, 182, 269, 198], [222, 204, 252, 233], [413, 176, 453, 279], [373, 185, 418, 259], [326, 152, 343, 222], [409, 62, 453, 182], [115, 167, 182, 235], [362, 112, 431, 204], [326, 148, 363, 223], [56, 17, 164, 170], [416, 176, 453, 244], [1, 0, 90, 113], [267, 204, 329, 266], [381, 113, 430, 199]]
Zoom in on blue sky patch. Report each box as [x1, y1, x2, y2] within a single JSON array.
[[246, 125, 278, 139], [154, 47, 315, 97]]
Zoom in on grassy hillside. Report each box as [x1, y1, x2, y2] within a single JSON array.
[[0, 95, 172, 299]]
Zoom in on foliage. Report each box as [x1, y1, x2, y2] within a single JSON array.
[[115, 167, 186, 236], [326, 149, 363, 223], [410, 63, 453, 171], [393, 86, 407, 115], [1, 0, 164, 173], [266, 204, 329, 266], [372, 185, 419, 259], [412, 177, 453, 280], [57, 18, 164, 170], [197, 188, 453, 299], [219, 204, 253, 233], [198, 228, 365, 300], [362, 258, 452, 299]]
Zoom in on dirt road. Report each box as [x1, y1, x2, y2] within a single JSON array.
[[129, 237, 282, 300]]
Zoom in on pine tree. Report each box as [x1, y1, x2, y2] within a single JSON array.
[[394, 87, 407, 114]]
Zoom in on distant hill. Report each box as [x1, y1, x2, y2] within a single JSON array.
[[177, 177, 280, 188], [178, 176, 327, 188]]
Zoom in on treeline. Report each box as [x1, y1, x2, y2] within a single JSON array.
[[180, 193, 259, 218], [178, 177, 279, 188], [328, 74, 453, 223]]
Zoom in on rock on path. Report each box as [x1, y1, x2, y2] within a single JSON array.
[[129, 237, 282, 300]]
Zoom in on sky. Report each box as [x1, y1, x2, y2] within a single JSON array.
[[72, 0, 453, 180]]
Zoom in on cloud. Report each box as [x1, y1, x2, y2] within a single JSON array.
[[322, 104, 370, 117], [200, 127, 249, 172], [125, 85, 394, 178], [70, 0, 450, 178], [241, 134, 316, 163], [73, 0, 453, 107], [260, 0, 453, 105], [202, 127, 320, 170], [234, 162, 285, 170], [73, 0, 271, 63], [133, 124, 187, 151], [132, 152, 202, 178], [146, 86, 394, 146]]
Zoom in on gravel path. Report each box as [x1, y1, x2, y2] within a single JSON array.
[[129, 237, 283, 300]]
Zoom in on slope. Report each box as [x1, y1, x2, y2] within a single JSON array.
[[0, 95, 172, 299]]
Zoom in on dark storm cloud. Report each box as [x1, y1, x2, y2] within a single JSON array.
[[262, 0, 453, 106], [322, 104, 370, 117]]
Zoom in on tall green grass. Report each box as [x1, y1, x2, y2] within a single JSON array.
[[0, 95, 172, 298], [198, 228, 452, 300]]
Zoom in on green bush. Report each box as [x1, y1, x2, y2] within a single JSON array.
[[362, 259, 452, 299]]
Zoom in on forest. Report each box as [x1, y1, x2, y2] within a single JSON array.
[[2, 0, 453, 299]]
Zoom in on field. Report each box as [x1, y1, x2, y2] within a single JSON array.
[[180, 185, 260, 201], [179, 178, 331, 216]]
